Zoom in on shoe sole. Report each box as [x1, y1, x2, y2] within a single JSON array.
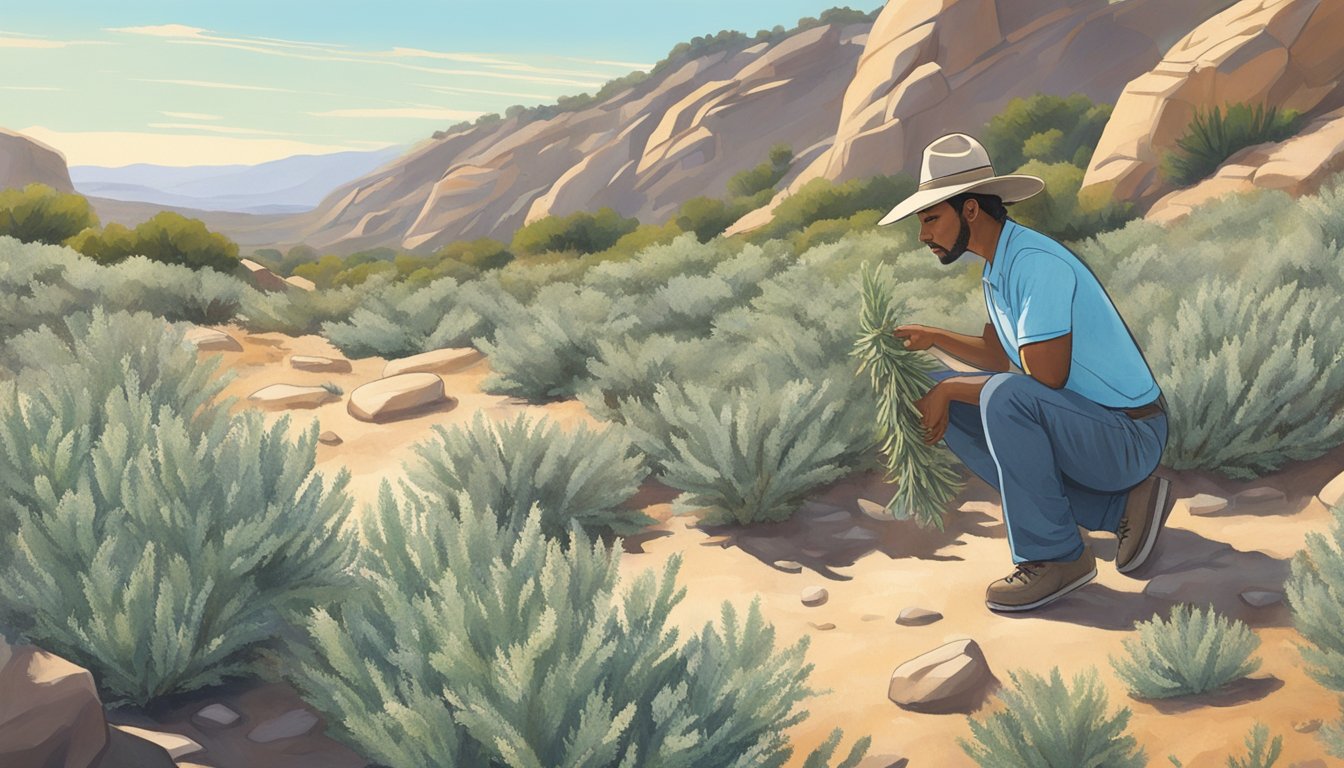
[[1117, 476, 1171, 574], [985, 566, 1098, 613]]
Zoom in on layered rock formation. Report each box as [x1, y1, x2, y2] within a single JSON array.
[[1082, 0, 1344, 210], [0, 128, 75, 194]]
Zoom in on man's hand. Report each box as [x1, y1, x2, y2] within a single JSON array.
[[894, 324, 940, 351], [913, 381, 952, 445]]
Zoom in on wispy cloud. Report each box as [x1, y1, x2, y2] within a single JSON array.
[[109, 23, 206, 38], [148, 122, 292, 136], [418, 83, 554, 101], [161, 111, 223, 121], [21, 125, 365, 167], [136, 78, 292, 93], [0, 85, 64, 92], [309, 107, 483, 120], [0, 35, 109, 49]]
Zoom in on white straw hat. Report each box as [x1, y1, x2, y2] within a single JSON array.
[[878, 133, 1045, 226]]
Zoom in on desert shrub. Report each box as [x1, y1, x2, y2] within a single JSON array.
[[676, 196, 745, 243], [755, 174, 915, 241], [1110, 604, 1261, 699], [595, 219, 684, 260], [240, 280, 368, 336], [1007, 160, 1133, 242], [1163, 103, 1302, 186], [960, 667, 1145, 768], [790, 210, 882, 253], [1169, 722, 1283, 768], [321, 276, 502, 359], [478, 282, 638, 401], [512, 207, 640, 256], [578, 334, 715, 420], [294, 489, 869, 768], [0, 183, 98, 245], [68, 211, 240, 273], [584, 232, 742, 295], [1287, 504, 1344, 757], [619, 378, 863, 525], [407, 412, 651, 539], [727, 143, 793, 198], [982, 93, 1112, 173], [432, 237, 513, 271], [0, 314, 352, 704]]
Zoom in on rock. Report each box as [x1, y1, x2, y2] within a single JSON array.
[[857, 498, 891, 520], [0, 128, 76, 192], [809, 622, 837, 631], [347, 373, 451, 422], [239, 259, 292, 293], [1321, 469, 1344, 508], [835, 526, 878, 542], [247, 384, 340, 409], [1142, 532, 1291, 621], [1233, 486, 1288, 511], [183, 327, 242, 352], [888, 639, 997, 714], [896, 607, 943, 626], [773, 560, 803, 573], [193, 703, 242, 728], [1294, 718, 1322, 733], [290, 355, 352, 373], [1179, 493, 1229, 516], [382, 347, 484, 377], [91, 727, 176, 768], [801, 586, 829, 606], [248, 708, 320, 744], [317, 431, 343, 446], [111, 726, 204, 759], [700, 534, 733, 547], [1240, 590, 1285, 608], [284, 275, 316, 291], [0, 644, 107, 768]]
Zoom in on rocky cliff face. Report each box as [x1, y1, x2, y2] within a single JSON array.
[[0, 128, 75, 194]]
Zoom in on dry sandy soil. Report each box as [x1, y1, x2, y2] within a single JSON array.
[[199, 327, 1341, 768]]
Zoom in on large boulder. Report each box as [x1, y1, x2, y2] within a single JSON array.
[[347, 373, 451, 422], [0, 128, 75, 193], [888, 638, 997, 714], [239, 259, 293, 293], [1082, 0, 1344, 210], [0, 640, 108, 768]]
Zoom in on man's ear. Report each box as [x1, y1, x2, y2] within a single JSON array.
[[962, 197, 980, 224]]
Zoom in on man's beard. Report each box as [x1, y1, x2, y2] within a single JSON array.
[[932, 213, 971, 265]]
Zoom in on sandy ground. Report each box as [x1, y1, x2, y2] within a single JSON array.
[[210, 327, 1342, 768]]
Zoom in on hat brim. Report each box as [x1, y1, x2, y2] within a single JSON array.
[[877, 174, 1046, 226]]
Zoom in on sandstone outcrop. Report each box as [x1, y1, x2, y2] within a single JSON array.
[[0, 640, 107, 768], [239, 259, 293, 293], [184, 327, 243, 352], [247, 384, 340, 409], [1083, 0, 1344, 210], [0, 128, 75, 193]]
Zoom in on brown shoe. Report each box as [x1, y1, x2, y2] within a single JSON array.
[[985, 546, 1096, 612], [1115, 475, 1173, 574]]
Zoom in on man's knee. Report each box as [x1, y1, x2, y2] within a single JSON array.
[[981, 373, 1049, 424]]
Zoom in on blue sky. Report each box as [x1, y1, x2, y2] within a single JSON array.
[[0, 1, 870, 167]]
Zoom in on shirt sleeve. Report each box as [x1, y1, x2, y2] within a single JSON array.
[[1012, 251, 1076, 345]]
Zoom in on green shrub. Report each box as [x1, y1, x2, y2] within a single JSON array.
[[68, 211, 240, 273], [727, 143, 792, 198], [1287, 504, 1344, 757], [295, 488, 869, 768], [1228, 723, 1283, 768], [512, 207, 640, 256], [620, 378, 862, 525], [407, 412, 651, 539], [790, 210, 882, 253], [0, 313, 353, 704], [982, 93, 1112, 173], [1163, 103, 1302, 187], [1006, 160, 1134, 242], [960, 667, 1145, 768], [240, 280, 367, 336], [675, 195, 765, 243], [579, 334, 714, 420], [755, 174, 915, 241], [321, 276, 501, 359], [0, 184, 98, 245], [1110, 604, 1261, 699]]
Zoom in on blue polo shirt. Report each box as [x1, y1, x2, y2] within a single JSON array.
[[982, 219, 1160, 408]]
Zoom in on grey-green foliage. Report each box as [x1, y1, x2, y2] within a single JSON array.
[[294, 487, 870, 768], [1109, 603, 1261, 699], [620, 378, 865, 525], [407, 412, 651, 539], [1287, 504, 1344, 757], [321, 275, 501, 359], [851, 263, 963, 528], [960, 667, 1145, 768], [1170, 722, 1283, 768], [0, 312, 353, 705]]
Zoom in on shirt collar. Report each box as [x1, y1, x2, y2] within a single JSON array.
[[981, 218, 1019, 291]]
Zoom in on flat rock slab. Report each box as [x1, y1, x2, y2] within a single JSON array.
[[700, 535, 733, 547], [112, 726, 204, 759], [857, 498, 892, 520], [248, 709, 319, 744], [382, 348, 483, 377], [284, 275, 316, 291], [888, 639, 997, 714], [248, 385, 340, 409], [1233, 487, 1287, 511], [184, 327, 242, 352], [1179, 493, 1229, 516], [896, 607, 943, 626], [1240, 590, 1284, 608], [835, 526, 878, 542], [772, 560, 803, 573], [290, 355, 352, 373], [809, 622, 836, 631], [193, 703, 241, 728], [347, 373, 451, 422], [801, 586, 828, 606]]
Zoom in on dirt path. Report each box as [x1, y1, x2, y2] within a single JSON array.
[[213, 328, 1342, 768]]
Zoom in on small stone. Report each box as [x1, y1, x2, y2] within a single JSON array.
[[193, 703, 241, 728], [801, 547, 828, 558], [183, 327, 242, 352], [1239, 590, 1284, 608], [1181, 493, 1229, 516], [812, 509, 852, 523], [857, 498, 892, 520], [1295, 719, 1322, 733], [896, 607, 943, 626], [247, 708, 319, 743], [809, 622, 836, 631], [835, 526, 878, 542], [700, 535, 733, 547], [1234, 487, 1286, 509], [318, 431, 343, 446], [773, 560, 803, 573], [801, 586, 829, 606], [290, 355, 352, 373], [112, 726, 204, 759]]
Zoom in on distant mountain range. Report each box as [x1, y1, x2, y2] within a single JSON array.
[[69, 148, 405, 215]]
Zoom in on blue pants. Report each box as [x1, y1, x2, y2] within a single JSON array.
[[932, 371, 1169, 564]]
